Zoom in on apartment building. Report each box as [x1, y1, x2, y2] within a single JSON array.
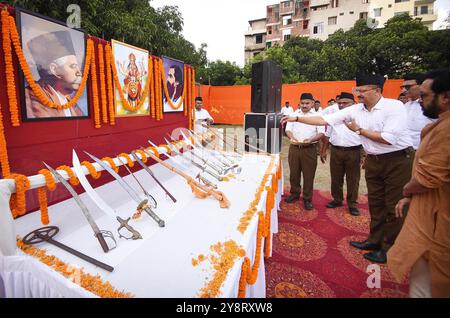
[[244, 0, 437, 63]]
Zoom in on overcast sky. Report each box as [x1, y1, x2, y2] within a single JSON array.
[[150, 0, 450, 67]]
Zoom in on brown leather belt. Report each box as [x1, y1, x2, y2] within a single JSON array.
[[331, 144, 362, 151], [367, 147, 413, 160], [290, 143, 316, 149]]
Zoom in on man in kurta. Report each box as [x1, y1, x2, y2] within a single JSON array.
[[388, 69, 450, 297]]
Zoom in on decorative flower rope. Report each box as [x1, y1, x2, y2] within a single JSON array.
[[101, 157, 119, 173], [97, 43, 108, 124], [55, 166, 79, 186], [17, 238, 133, 298], [118, 153, 134, 168], [1, 11, 19, 127], [104, 44, 115, 125], [135, 149, 148, 163], [8, 14, 93, 111], [90, 42, 101, 128], [37, 168, 57, 225], [0, 103, 11, 177], [146, 146, 159, 158], [159, 144, 171, 156], [8, 173, 30, 218], [81, 161, 101, 179]]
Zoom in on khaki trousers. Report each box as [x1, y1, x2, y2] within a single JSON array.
[[365, 149, 413, 252], [330, 145, 361, 208], [288, 144, 317, 202]]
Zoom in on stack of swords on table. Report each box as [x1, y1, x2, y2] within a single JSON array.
[[23, 129, 241, 272]]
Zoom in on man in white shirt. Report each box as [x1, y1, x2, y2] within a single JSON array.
[[321, 92, 362, 216], [194, 97, 214, 134], [281, 74, 414, 264], [284, 93, 325, 211], [313, 100, 322, 114], [280, 101, 294, 116], [401, 73, 435, 151]]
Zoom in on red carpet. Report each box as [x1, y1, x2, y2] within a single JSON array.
[[265, 189, 409, 298]]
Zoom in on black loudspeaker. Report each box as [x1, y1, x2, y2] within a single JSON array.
[[251, 60, 282, 113], [244, 112, 282, 154]]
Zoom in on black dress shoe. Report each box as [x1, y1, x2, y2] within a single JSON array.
[[326, 201, 343, 208], [349, 207, 360, 216], [285, 194, 300, 203], [349, 240, 380, 251], [364, 250, 387, 264], [304, 201, 314, 210]]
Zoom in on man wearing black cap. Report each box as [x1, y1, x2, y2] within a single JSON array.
[[281, 74, 414, 263], [284, 93, 325, 210], [321, 92, 362, 216], [25, 31, 85, 118]]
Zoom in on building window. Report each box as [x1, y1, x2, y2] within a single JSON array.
[[267, 26, 272, 35], [350, 11, 354, 14], [339, 12, 344, 16], [256, 34, 263, 44], [388, 4, 392, 8], [395, 0, 409, 3], [283, 15, 292, 26], [313, 22, 324, 34], [328, 16, 337, 25], [420, 6, 428, 15], [374, 8, 382, 17], [414, 6, 418, 16], [303, 20, 309, 29], [282, 1, 290, 8], [362, 0, 369, 3], [266, 42, 272, 48], [331, 0, 339, 8], [284, 34, 291, 41], [360, 12, 368, 20]]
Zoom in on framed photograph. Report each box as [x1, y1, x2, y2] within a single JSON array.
[[162, 56, 184, 113], [111, 39, 150, 117], [16, 8, 90, 121]]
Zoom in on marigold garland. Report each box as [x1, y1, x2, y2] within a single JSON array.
[[146, 146, 160, 158], [55, 166, 80, 186], [35, 168, 57, 224], [110, 48, 151, 113], [135, 149, 148, 163], [0, 103, 11, 177], [16, 238, 133, 298], [190, 67, 196, 130], [81, 161, 101, 179], [90, 42, 101, 128], [118, 153, 134, 168], [8, 173, 30, 218], [183, 64, 189, 117], [155, 57, 162, 121], [1, 11, 19, 127], [101, 157, 119, 173], [8, 14, 93, 111], [97, 43, 108, 124], [150, 57, 156, 119], [159, 144, 171, 156], [104, 44, 115, 125]]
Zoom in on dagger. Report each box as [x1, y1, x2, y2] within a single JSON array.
[[83, 152, 165, 228], [42, 162, 116, 253]]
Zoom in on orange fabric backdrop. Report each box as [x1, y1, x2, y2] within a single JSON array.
[[197, 80, 403, 125]]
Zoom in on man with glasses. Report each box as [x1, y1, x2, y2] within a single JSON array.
[[388, 69, 450, 297], [401, 73, 435, 151], [320, 92, 362, 216], [281, 74, 414, 263]]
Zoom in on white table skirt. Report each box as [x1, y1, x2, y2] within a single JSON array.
[[0, 153, 282, 298]]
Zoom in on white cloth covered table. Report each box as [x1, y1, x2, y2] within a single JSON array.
[[0, 153, 282, 298]]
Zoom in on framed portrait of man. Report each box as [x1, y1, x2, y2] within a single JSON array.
[[111, 39, 150, 117], [162, 56, 184, 113], [16, 8, 90, 121]]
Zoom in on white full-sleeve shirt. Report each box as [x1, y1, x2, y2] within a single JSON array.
[[405, 99, 435, 150], [286, 109, 325, 142], [322, 97, 413, 155], [194, 108, 213, 134], [281, 106, 294, 116]]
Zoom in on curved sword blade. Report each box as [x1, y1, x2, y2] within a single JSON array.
[[84, 152, 142, 204], [43, 162, 101, 234]]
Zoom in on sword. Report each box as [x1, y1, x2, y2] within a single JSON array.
[[148, 140, 218, 189], [116, 155, 157, 209], [164, 138, 223, 182], [130, 150, 177, 203], [181, 130, 239, 175], [42, 162, 116, 253], [167, 134, 224, 175], [189, 129, 240, 165], [187, 130, 235, 168], [84, 152, 165, 227]]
